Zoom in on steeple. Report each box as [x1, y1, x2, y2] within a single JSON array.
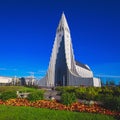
[[57, 12, 70, 33]]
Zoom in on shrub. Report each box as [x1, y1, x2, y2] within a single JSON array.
[[94, 94, 103, 101], [75, 87, 86, 99], [27, 90, 44, 101], [75, 87, 99, 100], [0, 91, 17, 101], [102, 95, 120, 111], [112, 87, 120, 96], [56, 86, 76, 94], [61, 92, 76, 106], [99, 87, 113, 95]]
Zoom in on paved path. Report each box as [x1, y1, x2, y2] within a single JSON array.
[[44, 89, 61, 101]]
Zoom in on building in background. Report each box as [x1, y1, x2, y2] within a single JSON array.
[[24, 76, 35, 86], [0, 76, 35, 86], [39, 13, 101, 87], [0, 76, 12, 86]]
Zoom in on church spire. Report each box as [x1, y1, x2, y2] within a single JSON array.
[[57, 12, 70, 32]]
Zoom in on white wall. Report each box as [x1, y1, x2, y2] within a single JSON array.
[[0, 76, 12, 83], [93, 77, 101, 87]]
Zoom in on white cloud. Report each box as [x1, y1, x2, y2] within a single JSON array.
[[27, 70, 46, 75], [0, 68, 17, 71], [95, 74, 120, 78], [37, 70, 46, 74], [27, 72, 35, 75]]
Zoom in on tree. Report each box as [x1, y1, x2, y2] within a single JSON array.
[[20, 77, 26, 86]]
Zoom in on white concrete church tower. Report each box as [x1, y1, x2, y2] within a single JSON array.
[[39, 13, 101, 87]]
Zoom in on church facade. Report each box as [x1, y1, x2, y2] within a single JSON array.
[[39, 13, 101, 87]]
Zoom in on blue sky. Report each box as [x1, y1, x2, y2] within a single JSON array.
[[0, 0, 120, 81]]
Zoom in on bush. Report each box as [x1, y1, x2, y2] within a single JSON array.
[[56, 86, 76, 94], [0, 91, 17, 101], [94, 94, 103, 101], [75, 87, 86, 99], [61, 92, 76, 106], [112, 87, 120, 96], [27, 90, 44, 101], [102, 95, 120, 111], [99, 87, 113, 95], [75, 87, 99, 100]]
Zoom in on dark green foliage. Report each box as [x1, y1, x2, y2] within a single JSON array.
[[56, 86, 120, 111], [56, 86, 120, 100], [56, 86, 76, 95], [112, 87, 120, 96], [61, 92, 76, 106], [74, 87, 86, 99], [102, 95, 120, 111], [57, 86, 101, 101], [27, 90, 44, 101], [99, 87, 113, 95], [0, 91, 17, 101], [83, 87, 100, 100], [106, 80, 115, 86], [94, 94, 104, 101]]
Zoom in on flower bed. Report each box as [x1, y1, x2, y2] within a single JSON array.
[[0, 98, 119, 117]]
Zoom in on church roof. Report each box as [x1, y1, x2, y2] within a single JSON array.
[[75, 60, 91, 71]]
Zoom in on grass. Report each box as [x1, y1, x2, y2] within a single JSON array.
[[0, 105, 116, 120], [0, 86, 37, 93]]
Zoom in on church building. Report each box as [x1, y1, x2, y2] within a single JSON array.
[[39, 13, 101, 87]]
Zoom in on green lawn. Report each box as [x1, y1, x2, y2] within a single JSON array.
[[0, 105, 115, 120], [0, 86, 37, 93]]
